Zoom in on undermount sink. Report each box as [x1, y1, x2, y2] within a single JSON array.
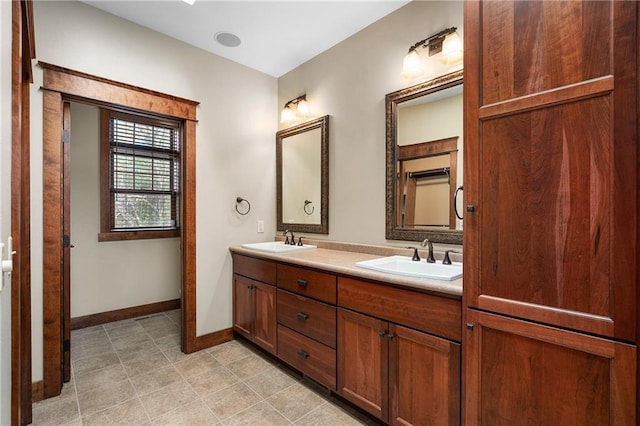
[[356, 255, 462, 281], [241, 241, 317, 253]]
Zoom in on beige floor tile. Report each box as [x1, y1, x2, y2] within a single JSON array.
[[75, 364, 128, 394], [186, 365, 239, 396], [115, 339, 159, 362], [32, 394, 80, 426], [110, 331, 153, 350], [71, 325, 104, 339], [151, 399, 219, 426], [146, 324, 180, 340], [105, 322, 145, 339], [153, 333, 181, 350], [82, 397, 150, 425], [73, 329, 110, 348], [173, 351, 221, 378], [202, 382, 262, 420], [122, 350, 170, 377], [138, 379, 198, 419], [207, 340, 254, 365], [293, 402, 368, 426], [164, 309, 181, 325], [138, 315, 175, 331], [129, 364, 184, 396], [77, 379, 136, 417], [161, 346, 194, 363], [226, 353, 273, 380], [102, 318, 139, 330], [266, 382, 326, 422], [225, 400, 291, 426], [71, 342, 115, 362], [72, 352, 121, 376], [244, 366, 298, 398]]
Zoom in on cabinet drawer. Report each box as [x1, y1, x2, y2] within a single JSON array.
[[338, 277, 462, 342], [277, 290, 336, 348], [233, 254, 276, 285], [277, 264, 337, 304], [277, 325, 336, 389]]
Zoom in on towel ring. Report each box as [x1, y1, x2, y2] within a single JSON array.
[[236, 197, 251, 215], [303, 200, 314, 215], [453, 185, 463, 220]]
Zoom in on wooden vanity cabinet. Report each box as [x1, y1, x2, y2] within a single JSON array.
[[232, 254, 277, 354], [337, 278, 461, 425], [276, 264, 338, 389], [463, 1, 638, 423]]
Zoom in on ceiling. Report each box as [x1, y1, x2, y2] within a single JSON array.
[[81, 0, 410, 78]]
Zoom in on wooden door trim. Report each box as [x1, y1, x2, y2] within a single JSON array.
[[41, 64, 199, 399], [11, 1, 35, 424]]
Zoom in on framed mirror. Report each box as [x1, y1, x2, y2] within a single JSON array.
[[386, 70, 463, 244], [277, 115, 329, 234]]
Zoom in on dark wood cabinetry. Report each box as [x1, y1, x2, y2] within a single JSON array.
[[232, 255, 277, 354], [463, 1, 638, 423], [337, 278, 461, 425]]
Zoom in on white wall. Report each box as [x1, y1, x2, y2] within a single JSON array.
[[278, 1, 464, 246], [30, 1, 277, 381], [69, 103, 181, 318], [1, 1, 13, 422]]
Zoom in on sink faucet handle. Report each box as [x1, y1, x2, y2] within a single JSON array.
[[407, 247, 420, 262], [443, 250, 459, 265]]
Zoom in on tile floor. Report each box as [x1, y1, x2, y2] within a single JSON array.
[[32, 310, 376, 425]]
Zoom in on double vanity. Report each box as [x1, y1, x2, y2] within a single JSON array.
[[230, 240, 462, 425]]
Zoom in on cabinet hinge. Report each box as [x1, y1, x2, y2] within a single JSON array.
[[62, 129, 70, 144], [62, 235, 70, 248], [63, 339, 70, 352]]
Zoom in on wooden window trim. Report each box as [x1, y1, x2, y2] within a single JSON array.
[[99, 109, 181, 241]]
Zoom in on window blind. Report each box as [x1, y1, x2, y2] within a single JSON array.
[[109, 115, 181, 230]]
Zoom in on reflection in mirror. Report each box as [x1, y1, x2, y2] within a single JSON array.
[[386, 70, 463, 244], [277, 115, 329, 234]]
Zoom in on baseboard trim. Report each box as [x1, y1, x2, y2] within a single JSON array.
[[71, 299, 181, 330], [32, 381, 44, 403], [192, 327, 234, 352]]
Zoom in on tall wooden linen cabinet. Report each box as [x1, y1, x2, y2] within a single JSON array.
[[463, 1, 638, 424]]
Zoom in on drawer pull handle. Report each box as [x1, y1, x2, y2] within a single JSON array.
[[297, 349, 309, 359], [296, 312, 309, 321], [296, 279, 308, 287]]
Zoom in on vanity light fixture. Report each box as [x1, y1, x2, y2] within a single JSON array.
[[280, 94, 311, 124], [401, 27, 463, 79], [182, 0, 196, 5]]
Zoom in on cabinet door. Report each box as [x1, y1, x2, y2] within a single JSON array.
[[389, 324, 460, 426], [464, 0, 637, 340], [233, 274, 253, 339], [252, 281, 277, 354], [465, 309, 636, 425], [337, 308, 388, 421]]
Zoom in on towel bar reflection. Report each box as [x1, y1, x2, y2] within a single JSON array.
[[236, 197, 251, 215], [303, 200, 314, 215]]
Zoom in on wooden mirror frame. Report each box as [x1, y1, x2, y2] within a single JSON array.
[[276, 115, 329, 234], [385, 70, 463, 244]]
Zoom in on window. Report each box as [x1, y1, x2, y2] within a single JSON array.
[[100, 110, 181, 241]]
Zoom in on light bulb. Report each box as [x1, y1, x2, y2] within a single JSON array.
[[296, 99, 310, 118], [441, 32, 463, 65], [401, 50, 424, 80], [280, 106, 295, 124]]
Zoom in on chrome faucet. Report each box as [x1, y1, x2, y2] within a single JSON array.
[[421, 238, 436, 263]]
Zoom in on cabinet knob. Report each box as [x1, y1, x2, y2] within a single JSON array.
[[297, 349, 309, 359], [296, 279, 308, 288], [387, 334, 395, 341], [466, 205, 476, 213], [379, 331, 386, 338], [466, 323, 474, 332], [296, 312, 309, 321]]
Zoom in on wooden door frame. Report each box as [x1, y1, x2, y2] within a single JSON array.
[[11, 0, 36, 424], [40, 62, 199, 398]]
